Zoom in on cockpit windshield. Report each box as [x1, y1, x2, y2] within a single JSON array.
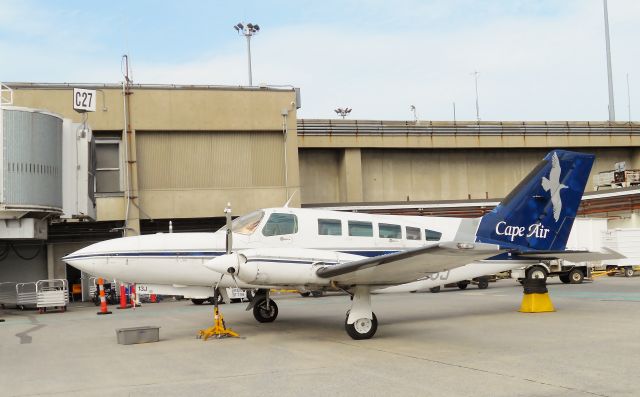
[[220, 210, 265, 235]]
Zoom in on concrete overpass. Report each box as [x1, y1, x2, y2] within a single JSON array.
[[297, 119, 640, 206]]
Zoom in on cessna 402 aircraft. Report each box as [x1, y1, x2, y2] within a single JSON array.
[[64, 150, 620, 339]]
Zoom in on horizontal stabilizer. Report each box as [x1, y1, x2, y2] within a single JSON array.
[[514, 248, 625, 262]]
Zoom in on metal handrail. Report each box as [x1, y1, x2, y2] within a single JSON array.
[[297, 119, 638, 136]]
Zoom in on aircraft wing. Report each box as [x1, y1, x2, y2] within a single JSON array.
[[513, 247, 625, 262], [316, 242, 504, 286]]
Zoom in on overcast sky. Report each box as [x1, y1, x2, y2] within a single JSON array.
[[1, 0, 638, 121]]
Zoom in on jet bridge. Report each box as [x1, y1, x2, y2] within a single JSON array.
[[0, 83, 95, 284]]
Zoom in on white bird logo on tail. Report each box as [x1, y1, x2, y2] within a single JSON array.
[[541, 152, 567, 222]]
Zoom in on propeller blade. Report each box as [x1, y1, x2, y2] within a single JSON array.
[[224, 203, 232, 255]]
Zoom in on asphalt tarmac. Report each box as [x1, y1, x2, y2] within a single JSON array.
[[1, 276, 639, 397]]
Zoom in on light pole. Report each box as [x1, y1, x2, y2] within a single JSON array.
[[334, 108, 352, 119], [603, 0, 615, 121], [471, 70, 480, 121], [410, 105, 418, 122], [234, 22, 260, 86]]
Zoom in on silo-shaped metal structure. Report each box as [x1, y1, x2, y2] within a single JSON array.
[[1, 106, 63, 213]]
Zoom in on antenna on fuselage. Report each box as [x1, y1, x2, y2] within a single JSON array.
[[283, 190, 298, 208]]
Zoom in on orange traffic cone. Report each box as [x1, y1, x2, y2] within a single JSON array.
[[96, 278, 112, 315], [117, 283, 132, 309]]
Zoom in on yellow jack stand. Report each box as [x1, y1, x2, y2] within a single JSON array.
[[198, 306, 240, 340], [519, 292, 555, 313]]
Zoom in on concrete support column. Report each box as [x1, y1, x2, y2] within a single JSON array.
[[339, 148, 364, 202], [46, 244, 55, 279], [631, 149, 640, 170]]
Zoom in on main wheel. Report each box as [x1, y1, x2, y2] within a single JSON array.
[[624, 267, 635, 277], [559, 275, 570, 284], [311, 290, 324, 297], [191, 298, 206, 305], [299, 291, 311, 298], [457, 281, 469, 290], [429, 286, 441, 293], [477, 279, 489, 289], [253, 297, 278, 323], [526, 266, 548, 281], [568, 269, 584, 284], [345, 312, 378, 340]]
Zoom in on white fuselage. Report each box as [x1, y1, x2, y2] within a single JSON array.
[[64, 207, 532, 293]]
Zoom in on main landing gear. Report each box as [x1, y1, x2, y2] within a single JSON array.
[[345, 286, 378, 340]]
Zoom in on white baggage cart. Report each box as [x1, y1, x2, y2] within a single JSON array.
[[16, 282, 37, 310], [0, 282, 17, 308], [36, 279, 69, 313]]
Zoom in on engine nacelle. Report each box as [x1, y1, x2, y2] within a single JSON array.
[[241, 261, 329, 286]]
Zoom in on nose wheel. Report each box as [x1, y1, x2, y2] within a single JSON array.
[[252, 296, 279, 323]]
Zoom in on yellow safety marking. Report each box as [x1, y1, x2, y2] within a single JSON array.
[[590, 270, 618, 279]]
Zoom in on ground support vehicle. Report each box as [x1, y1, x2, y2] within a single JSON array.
[[601, 228, 640, 278], [429, 276, 493, 293], [511, 260, 590, 284]]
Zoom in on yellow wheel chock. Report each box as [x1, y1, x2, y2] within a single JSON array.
[[198, 306, 240, 340], [519, 292, 555, 313]]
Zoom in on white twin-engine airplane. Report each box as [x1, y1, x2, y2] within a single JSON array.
[[64, 150, 620, 339]]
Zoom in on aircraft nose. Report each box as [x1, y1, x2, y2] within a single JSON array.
[[203, 253, 239, 275], [62, 250, 96, 275]]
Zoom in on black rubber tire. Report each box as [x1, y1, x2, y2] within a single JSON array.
[[311, 290, 323, 297], [526, 266, 548, 281], [457, 282, 469, 290], [299, 292, 311, 297], [429, 286, 441, 293], [569, 269, 584, 284], [345, 312, 378, 340], [191, 298, 206, 305], [559, 275, 570, 284], [477, 280, 489, 290], [253, 297, 278, 323], [625, 267, 635, 277]]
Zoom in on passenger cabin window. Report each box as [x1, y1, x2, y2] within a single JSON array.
[[262, 213, 298, 236], [406, 226, 421, 240], [348, 221, 373, 237], [318, 219, 342, 236], [379, 223, 401, 239], [425, 229, 442, 241]]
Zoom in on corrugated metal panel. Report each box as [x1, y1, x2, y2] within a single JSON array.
[[2, 109, 62, 209], [136, 131, 285, 189]]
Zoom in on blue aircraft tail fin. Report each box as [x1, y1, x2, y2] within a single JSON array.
[[475, 150, 595, 251]]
